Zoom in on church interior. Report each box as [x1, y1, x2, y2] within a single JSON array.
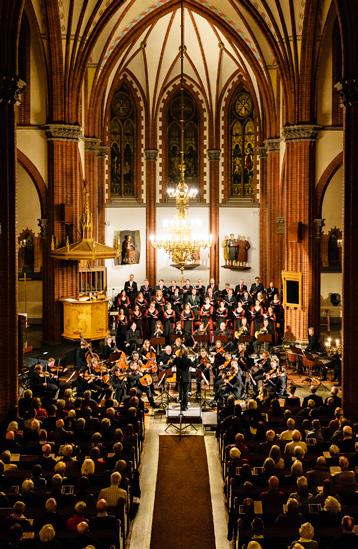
[[0, 0, 358, 548]]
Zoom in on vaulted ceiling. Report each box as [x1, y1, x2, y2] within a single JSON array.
[[29, 0, 335, 131]]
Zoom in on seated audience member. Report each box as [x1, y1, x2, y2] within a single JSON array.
[[306, 456, 330, 490], [259, 475, 286, 514], [66, 501, 87, 531], [275, 497, 305, 529], [331, 515, 357, 549], [90, 498, 116, 531], [288, 476, 314, 512], [338, 425, 355, 453], [285, 385, 301, 408], [317, 496, 343, 527], [284, 430, 307, 456], [289, 522, 319, 549], [333, 456, 357, 495], [98, 471, 127, 507], [38, 523, 61, 547], [280, 417, 296, 441]]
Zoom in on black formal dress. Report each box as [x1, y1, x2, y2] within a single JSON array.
[[174, 354, 191, 410]]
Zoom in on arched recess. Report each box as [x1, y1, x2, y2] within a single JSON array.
[[315, 152, 343, 217], [158, 81, 206, 202], [17, 149, 47, 218]]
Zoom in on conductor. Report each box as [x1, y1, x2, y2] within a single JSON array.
[[174, 349, 191, 411]]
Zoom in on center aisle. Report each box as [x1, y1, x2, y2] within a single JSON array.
[[151, 435, 216, 549], [128, 415, 230, 549]]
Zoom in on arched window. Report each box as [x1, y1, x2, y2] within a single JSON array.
[[109, 89, 136, 198], [230, 89, 256, 198], [167, 91, 199, 189]]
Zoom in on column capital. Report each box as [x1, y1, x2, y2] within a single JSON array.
[[97, 145, 109, 157], [282, 124, 320, 142], [264, 138, 281, 152], [313, 218, 325, 239], [335, 79, 358, 107], [207, 149, 221, 161], [258, 146, 267, 159], [145, 149, 158, 161], [0, 76, 26, 105], [84, 136, 101, 152], [43, 124, 82, 142]]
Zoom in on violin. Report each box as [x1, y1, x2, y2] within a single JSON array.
[[109, 350, 128, 371]]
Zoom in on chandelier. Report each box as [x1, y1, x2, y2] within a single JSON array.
[[150, 0, 212, 275]]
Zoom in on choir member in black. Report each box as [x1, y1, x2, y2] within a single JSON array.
[[218, 361, 244, 401], [131, 304, 143, 336], [271, 293, 284, 338], [193, 347, 211, 396], [171, 287, 183, 316], [266, 281, 278, 302], [134, 291, 147, 313], [305, 326, 323, 354], [124, 273, 138, 305], [126, 321, 142, 353], [168, 279, 179, 298], [186, 287, 201, 319], [155, 279, 167, 297], [181, 302, 195, 346], [252, 351, 272, 386], [182, 278, 192, 298], [207, 277, 219, 299], [174, 320, 184, 340], [153, 320, 164, 340], [240, 290, 252, 310], [234, 279, 247, 299], [216, 300, 229, 324], [145, 301, 159, 338], [233, 302, 246, 330], [154, 289, 165, 313], [249, 276, 264, 299], [224, 287, 236, 322], [163, 302, 176, 344], [195, 279, 206, 300], [117, 289, 131, 313], [101, 336, 116, 360], [200, 296, 214, 332], [29, 363, 58, 399], [173, 349, 191, 410], [250, 299, 263, 335], [111, 366, 127, 404], [140, 279, 153, 302], [115, 308, 128, 350]]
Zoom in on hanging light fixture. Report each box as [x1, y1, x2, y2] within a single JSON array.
[[150, 0, 212, 276]]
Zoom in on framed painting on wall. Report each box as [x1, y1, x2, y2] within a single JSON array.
[[114, 230, 141, 266]]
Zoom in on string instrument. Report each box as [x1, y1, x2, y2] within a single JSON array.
[[223, 370, 237, 384], [143, 351, 158, 374], [109, 350, 128, 371], [139, 373, 153, 387], [196, 357, 210, 384], [219, 355, 232, 372]]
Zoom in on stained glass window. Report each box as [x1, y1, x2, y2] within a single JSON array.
[[230, 90, 255, 198], [110, 90, 135, 198]]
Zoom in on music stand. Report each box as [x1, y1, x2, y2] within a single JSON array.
[[238, 335, 254, 344], [151, 336, 165, 354], [165, 396, 197, 440]]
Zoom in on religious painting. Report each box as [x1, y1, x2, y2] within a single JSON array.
[[230, 88, 256, 198], [167, 91, 198, 189], [114, 230, 140, 266], [110, 89, 136, 198]]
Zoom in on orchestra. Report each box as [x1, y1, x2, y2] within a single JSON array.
[[25, 276, 335, 410]]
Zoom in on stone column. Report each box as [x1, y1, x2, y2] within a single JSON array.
[[282, 125, 319, 341], [145, 149, 158, 286], [97, 146, 109, 244], [264, 139, 283, 288], [84, 137, 101, 241], [336, 79, 358, 419], [43, 124, 83, 343], [258, 146, 268, 283], [207, 149, 220, 283], [0, 76, 25, 417]]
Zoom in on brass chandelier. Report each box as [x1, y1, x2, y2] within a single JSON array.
[[150, 0, 212, 275]]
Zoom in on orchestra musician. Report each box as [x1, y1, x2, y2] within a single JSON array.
[[126, 359, 157, 408], [193, 347, 211, 396], [29, 363, 58, 399], [111, 366, 128, 404], [101, 336, 116, 360], [263, 357, 288, 398], [252, 350, 272, 386], [305, 326, 323, 354], [217, 360, 244, 401]]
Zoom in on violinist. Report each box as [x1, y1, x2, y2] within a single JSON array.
[[263, 357, 288, 398], [126, 321, 142, 353], [237, 343, 253, 372], [213, 351, 232, 402], [101, 336, 116, 360], [218, 361, 244, 401], [111, 366, 128, 404], [193, 347, 211, 396], [127, 360, 157, 408], [252, 350, 272, 387], [29, 363, 58, 399]]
